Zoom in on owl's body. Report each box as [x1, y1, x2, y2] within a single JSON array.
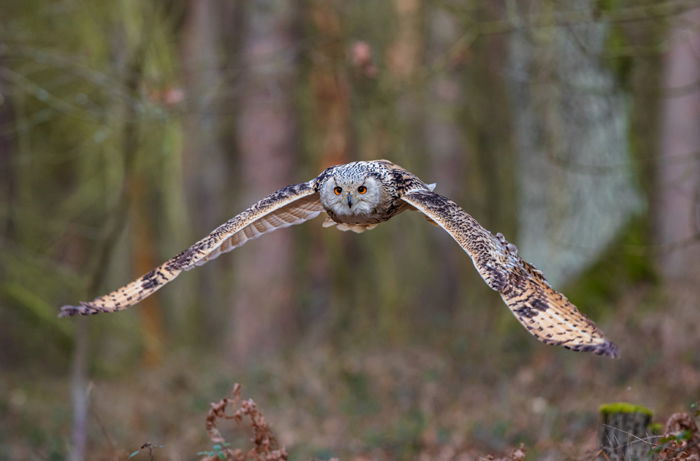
[[317, 160, 426, 231], [60, 160, 618, 358]]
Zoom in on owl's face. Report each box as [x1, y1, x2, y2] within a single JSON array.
[[319, 170, 385, 218]]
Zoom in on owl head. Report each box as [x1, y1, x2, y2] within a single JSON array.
[[319, 162, 387, 217]]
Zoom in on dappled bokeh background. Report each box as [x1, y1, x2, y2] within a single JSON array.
[[1, 0, 700, 459]]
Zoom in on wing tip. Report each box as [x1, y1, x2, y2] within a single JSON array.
[[58, 302, 102, 318], [596, 340, 620, 359], [566, 340, 619, 359]]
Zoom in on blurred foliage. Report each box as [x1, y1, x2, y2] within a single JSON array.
[[565, 215, 657, 318]]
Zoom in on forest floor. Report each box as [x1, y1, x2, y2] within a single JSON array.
[[3, 289, 700, 460]]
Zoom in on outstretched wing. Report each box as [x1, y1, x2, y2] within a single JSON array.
[[401, 189, 618, 358], [60, 181, 323, 317]]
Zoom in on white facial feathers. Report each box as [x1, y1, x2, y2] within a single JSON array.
[[319, 170, 385, 218]]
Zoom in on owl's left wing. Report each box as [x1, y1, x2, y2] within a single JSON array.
[[59, 181, 323, 317], [401, 189, 618, 358]]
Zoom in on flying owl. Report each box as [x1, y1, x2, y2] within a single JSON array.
[[60, 160, 618, 357]]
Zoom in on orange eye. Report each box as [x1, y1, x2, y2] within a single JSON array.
[[357, 186, 367, 194], [333, 186, 342, 195]]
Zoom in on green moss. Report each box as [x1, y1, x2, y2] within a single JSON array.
[[605, 27, 634, 89], [594, 0, 617, 15], [596, 0, 635, 89], [649, 423, 664, 434], [599, 402, 653, 417]]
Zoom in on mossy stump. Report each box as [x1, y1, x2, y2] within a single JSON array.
[[599, 403, 653, 461]]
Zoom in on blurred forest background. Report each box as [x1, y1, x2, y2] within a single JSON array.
[[1, 0, 700, 459]]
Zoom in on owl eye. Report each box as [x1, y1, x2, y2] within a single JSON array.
[[357, 186, 367, 194], [333, 186, 342, 195]]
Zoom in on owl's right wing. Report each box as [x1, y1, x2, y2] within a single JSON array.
[[401, 189, 618, 358], [59, 181, 323, 317]]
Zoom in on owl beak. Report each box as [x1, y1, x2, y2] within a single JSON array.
[[347, 195, 353, 208]]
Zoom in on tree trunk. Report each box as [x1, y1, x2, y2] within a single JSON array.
[[0, 49, 16, 238], [229, 0, 299, 363], [303, 0, 349, 343], [308, 0, 349, 167], [458, 2, 519, 352], [654, 7, 700, 286], [422, 3, 467, 317], [180, 0, 231, 339], [599, 403, 653, 461], [129, 176, 165, 366], [373, 0, 423, 341], [508, 0, 641, 286]]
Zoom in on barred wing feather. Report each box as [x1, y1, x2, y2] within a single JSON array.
[[401, 189, 618, 358], [59, 182, 322, 316]]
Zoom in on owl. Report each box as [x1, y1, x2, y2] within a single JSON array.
[[60, 160, 618, 357]]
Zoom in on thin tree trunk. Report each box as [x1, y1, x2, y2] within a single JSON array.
[[423, 4, 466, 316], [129, 177, 165, 366], [456, 1, 519, 353], [229, 0, 299, 363], [0, 49, 16, 238], [655, 7, 700, 285], [304, 0, 349, 341], [68, 317, 88, 461], [68, 35, 147, 461], [387, 0, 421, 84], [508, 0, 641, 286], [309, 0, 349, 167], [376, 0, 423, 341], [181, 0, 230, 338]]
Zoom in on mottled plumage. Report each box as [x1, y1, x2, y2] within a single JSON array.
[[60, 160, 618, 358]]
